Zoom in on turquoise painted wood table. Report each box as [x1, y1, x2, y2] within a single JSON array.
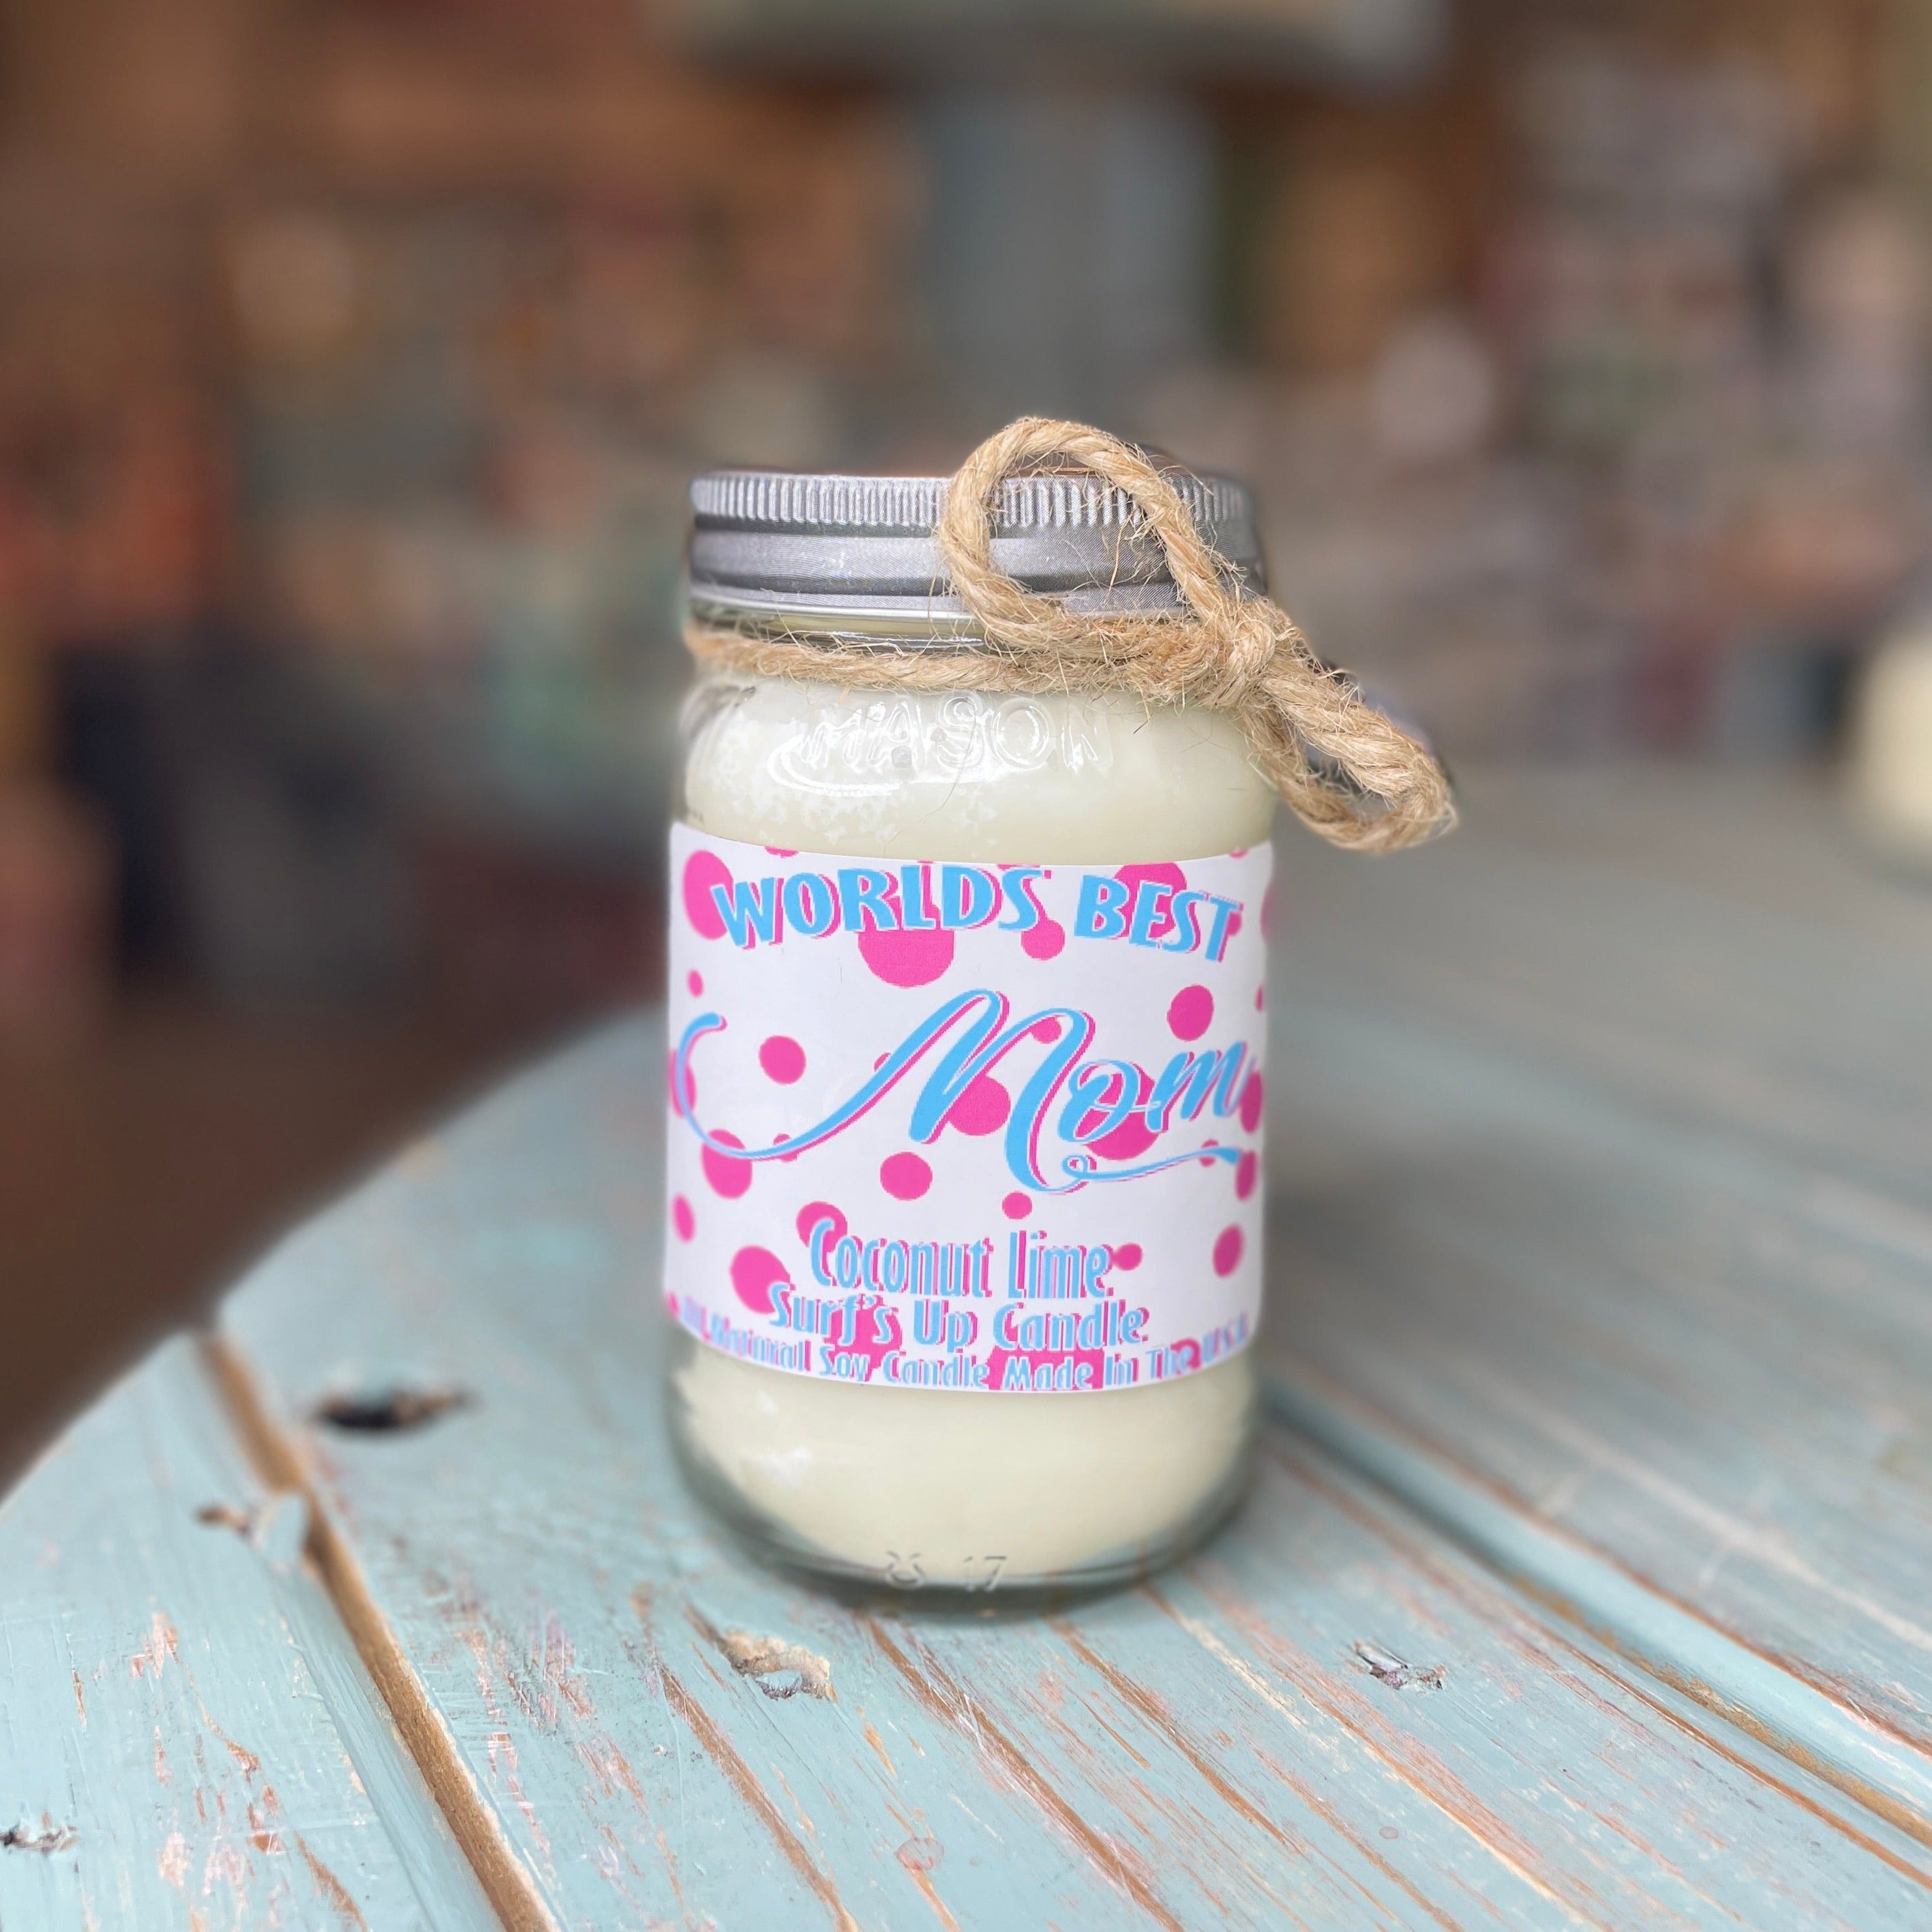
[[10, 768, 1932, 1930]]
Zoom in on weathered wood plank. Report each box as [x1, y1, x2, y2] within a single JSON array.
[[0, 1338, 496, 1930], [1271, 770, 1932, 1200], [1258, 769, 1932, 1804], [218, 1018, 1932, 1929]]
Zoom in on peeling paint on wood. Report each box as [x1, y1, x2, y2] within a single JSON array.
[[16, 771, 1932, 1927], [209, 885, 1932, 1927], [0, 1340, 496, 1929], [1353, 1644, 1446, 1692], [708, 1623, 835, 1701]]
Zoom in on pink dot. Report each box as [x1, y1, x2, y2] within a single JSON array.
[[1168, 985, 1213, 1041], [759, 1034, 806, 1083], [730, 1245, 789, 1315], [858, 926, 955, 988], [797, 1201, 846, 1246], [947, 1074, 1010, 1136], [702, 1130, 752, 1200], [682, 851, 733, 941], [1235, 1151, 1258, 1200], [1213, 1226, 1245, 1276], [1254, 985, 1265, 1011], [1029, 1018, 1061, 1042], [1090, 1068, 1156, 1162], [1239, 1072, 1265, 1134], [1021, 916, 1065, 961], [1117, 862, 1189, 890], [687, 971, 703, 997], [672, 1194, 695, 1241], [764, 847, 798, 857], [881, 1153, 932, 1201], [1001, 1191, 1031, 1220], [1094, 1113, 1156, 1162], [1113, 1242, 1143, 1271]]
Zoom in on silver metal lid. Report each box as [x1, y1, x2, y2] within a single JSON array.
[[687, 462, 1263, 638]]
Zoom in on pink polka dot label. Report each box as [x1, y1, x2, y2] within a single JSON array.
[[663, 825, 1269, 1393]]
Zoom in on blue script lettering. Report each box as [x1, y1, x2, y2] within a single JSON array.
[[672, 993, 1243, 1192]]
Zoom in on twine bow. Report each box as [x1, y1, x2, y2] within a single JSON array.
[[686, 416, 1455, 853]]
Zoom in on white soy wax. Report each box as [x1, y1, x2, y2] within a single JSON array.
[[1851, 615, 1932, 862], [667, 676, 1275, 1587]]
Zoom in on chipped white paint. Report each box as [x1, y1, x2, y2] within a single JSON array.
[[0, 1341, 496, 1930]]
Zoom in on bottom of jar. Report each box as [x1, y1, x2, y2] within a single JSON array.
[[665, 1331, 1260, 1601], [673, 1429, 1255, 1604]]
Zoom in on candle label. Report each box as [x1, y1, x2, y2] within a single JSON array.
[[664, 826, 1269, 1393]]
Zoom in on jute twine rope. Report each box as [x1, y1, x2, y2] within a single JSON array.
[[686, 416, 1455, 853]]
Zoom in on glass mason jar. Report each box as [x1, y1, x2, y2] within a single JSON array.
[[663, 466, 1275, 1595]]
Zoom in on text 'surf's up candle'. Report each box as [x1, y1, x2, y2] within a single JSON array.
[[664, 419, 1454, 1594]]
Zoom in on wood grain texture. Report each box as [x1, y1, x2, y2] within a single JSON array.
[[1263, 770, 1932, 1788], [0, 1337, 496, 1930], [17, 766, 1932, 1927], [215, 990, 1932, 1929]]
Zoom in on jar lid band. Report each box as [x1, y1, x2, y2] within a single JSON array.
[[685, 416, 1456, 855], [687, 461, 1263, 624]]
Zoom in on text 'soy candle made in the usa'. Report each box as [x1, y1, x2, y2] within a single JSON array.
[[666, 459, 1295, 1592]]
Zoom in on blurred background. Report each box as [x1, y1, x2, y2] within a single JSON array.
[[2, 0, 1930, 1475]]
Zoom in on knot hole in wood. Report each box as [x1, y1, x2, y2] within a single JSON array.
[[311, 1385, 471, 1434]]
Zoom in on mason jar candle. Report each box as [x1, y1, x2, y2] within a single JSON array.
[[663, 463, 1280, 1593]]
